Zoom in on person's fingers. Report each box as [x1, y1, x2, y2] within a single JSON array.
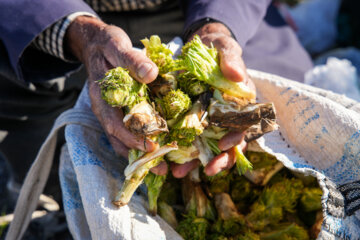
[[150, 161, 168, 175], [104, 107, 158, 152], [171, 159, 200, 178], [213, 39, 246, 83], [200, 33, 247, 83], [88, 81, 158, 152], [124, 49, 159, 84], [204, 149, 236, 176], [80, 24, 159, 84], [103, 43, 158, 84], [218, 131, 245, 151]]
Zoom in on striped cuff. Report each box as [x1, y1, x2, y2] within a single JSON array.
[[33, 12, 98, 62]]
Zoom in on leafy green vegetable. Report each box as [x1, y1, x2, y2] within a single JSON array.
[[246, 178, 304, 230], [177, 216, 209, 240], [208, 234, 229, 240], [201, 126, 228, 140], [144, 172, 167, 215], [169, 100, 204, 146], [141, 35, 182, 74], [212, 217, 246, 237], [97, 37, 312, 240], [246, 151, 278, 171], [158, 174, 181, 206], [260, 223, 309, 240], [177, 72, 209, 97], [162, 89, 191, 120], [230, 177, 253, 203], [204, 138, 222, 155], [235, 231, 260, 240], [180, 35, 256, 100], [98, 67, 148, 109], [300, 188, 323, 212], [234, 145, 253, 175], [206, 170, 232, 195]]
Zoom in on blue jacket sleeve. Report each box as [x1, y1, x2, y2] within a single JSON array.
[[0, 0, 97, 81], [183, 0, 272, 47]]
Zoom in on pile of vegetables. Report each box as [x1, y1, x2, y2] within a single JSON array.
[[159, 153, 323, 240], [98, 35, 322, 239]]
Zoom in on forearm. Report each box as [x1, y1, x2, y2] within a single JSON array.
[[0, 0, 97, 81]]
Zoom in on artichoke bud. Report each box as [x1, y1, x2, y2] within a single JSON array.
[[141, 35, 183, 74], [177, 72, 208, 97], [98, 67, 148, 108], [169, 100, 204, 146], [180, 35, 256, 100], [177, 216, 209, 240], [162, 89, 192, 120], [300, 188, 323, 212], [260, 223, 309, 240]]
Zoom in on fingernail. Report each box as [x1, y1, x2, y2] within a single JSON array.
[[219, 142, 230, 151], [219, 138, 233, 151], [137, 63, 153, 79], [145, 140, 158, 152]]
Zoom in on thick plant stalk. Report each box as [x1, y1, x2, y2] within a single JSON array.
[[158, 201, 178, 229], [113, 143, 178, 207], [113, 156, 162, 207], [124, 142, 178, 178], [144, 172, 167, 215], [209, 101, 277, 132]]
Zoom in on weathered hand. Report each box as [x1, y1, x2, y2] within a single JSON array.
[[66, 16, 159, 158], [171, 22, 256, 177], [66, 17, 254, 178]]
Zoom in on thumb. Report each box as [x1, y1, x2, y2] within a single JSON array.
[[213, 38, 247, 83], [106, 47, 159, 84], [219, 50, 247, 83], [200, 33, 247, 83], [213, 37, 255, 91]]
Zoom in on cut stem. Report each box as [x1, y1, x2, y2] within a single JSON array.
[[234, 145, 253, 175]]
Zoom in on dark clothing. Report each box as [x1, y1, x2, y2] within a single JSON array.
[[243, 4, 313, 81], [0, 1, 185, 188], [0, 0, 96, 83], [0, 0, 274, 82], [0, 0, 312, 190]]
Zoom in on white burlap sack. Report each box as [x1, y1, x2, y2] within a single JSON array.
[[6, 69, 360, 240]]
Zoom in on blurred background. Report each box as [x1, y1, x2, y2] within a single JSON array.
[[276, 0, 360, 101]]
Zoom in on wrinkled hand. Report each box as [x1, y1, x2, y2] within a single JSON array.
[[170, 22, 256, 178], [66, 16, 160, 161], [66, 17, 255, 178]]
